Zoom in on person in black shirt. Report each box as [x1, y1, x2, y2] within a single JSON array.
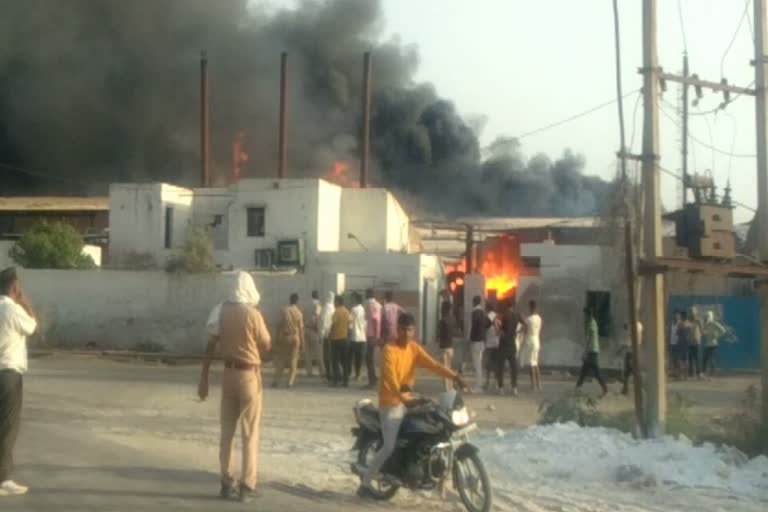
[[497, 299, 521, 396]]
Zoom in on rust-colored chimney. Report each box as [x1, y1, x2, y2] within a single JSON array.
[[278, 51, 288, 179], [200, 51, 210, 187], [360, 51, 372, 188]]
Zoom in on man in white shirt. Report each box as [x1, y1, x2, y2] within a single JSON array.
[[483, 303, 501, 392], [303, 291, 325, 377], [522, 300, 543, 391], [349, 293, 368, 382], [0, 268, 37, 497]]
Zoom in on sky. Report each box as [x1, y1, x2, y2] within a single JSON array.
[[277, 0, 759, 223]]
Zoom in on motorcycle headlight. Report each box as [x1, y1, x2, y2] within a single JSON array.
[[451, 407, 470, 427]]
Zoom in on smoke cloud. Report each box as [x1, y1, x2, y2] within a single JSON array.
[[0, 0, 611, 217]]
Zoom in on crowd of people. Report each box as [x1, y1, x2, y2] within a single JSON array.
[[0, 265, 739, 503], [669, 307, 729, 380], [199, 272, 464, 501]]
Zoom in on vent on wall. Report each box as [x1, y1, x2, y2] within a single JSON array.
[[254, 249, 274, 269]]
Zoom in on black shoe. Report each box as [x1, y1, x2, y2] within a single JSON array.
[[219, 482, 238, 500], [239, 485, 260, 503]]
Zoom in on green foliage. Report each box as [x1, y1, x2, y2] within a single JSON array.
[[165, 227, 216, 274], [704, 386, 767, 457], [538, 393, 635, 433], [539, 388, 767, 456], [9, 221, 96, 269]]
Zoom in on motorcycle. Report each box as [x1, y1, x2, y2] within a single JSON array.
[[350, 390, 492, 512]]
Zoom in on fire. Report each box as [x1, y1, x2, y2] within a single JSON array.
[[484, 274, 518, 300], [445, 236, 522, 301], [232, 131, 249, 182], [324, 160, 359, 188]]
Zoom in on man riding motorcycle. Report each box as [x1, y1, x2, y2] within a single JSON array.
[[357, 312, 467, 498]]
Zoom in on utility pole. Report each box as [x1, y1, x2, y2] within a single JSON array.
[[753, 0, 768, 438], [682, 53, 689, 207], [641, 0, 667, 437], [278, 52, 288, 179]]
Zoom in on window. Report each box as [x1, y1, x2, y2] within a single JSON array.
[[246, 207, 265, 237], [586, 291, 612, 337], [164, 207, 174, 249]]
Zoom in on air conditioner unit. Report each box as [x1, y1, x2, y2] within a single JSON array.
[[276, 239, 305, 267], [254, 249, 274, 269]]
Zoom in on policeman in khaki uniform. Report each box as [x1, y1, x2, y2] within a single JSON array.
[[272, 293, 305, 388], [199, 272, 271, 503]]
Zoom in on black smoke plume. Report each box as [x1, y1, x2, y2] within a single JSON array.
[[0, 0, 611, 217]]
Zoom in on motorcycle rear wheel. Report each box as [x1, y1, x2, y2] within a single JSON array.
[[453, 450, 492, 512], [356, 437, 400, 500]]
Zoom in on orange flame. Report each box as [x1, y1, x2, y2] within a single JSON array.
[[324, 160, 359, 188], [232, 131, 249, 182]]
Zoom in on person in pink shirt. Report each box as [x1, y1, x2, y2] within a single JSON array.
[[364, 289, 382, 387], [381, 291, 404, 344]]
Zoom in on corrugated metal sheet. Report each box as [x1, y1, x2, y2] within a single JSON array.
[[668, 295, 761, 370], [0, 197, 109, 211]]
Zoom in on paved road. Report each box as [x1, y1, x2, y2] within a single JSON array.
[[9, 419, 382, 512], [3, 356, 760, 511]]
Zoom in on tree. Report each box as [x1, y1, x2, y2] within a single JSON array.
[[10, 221, 96, 269], [166, 227, 216, 273]]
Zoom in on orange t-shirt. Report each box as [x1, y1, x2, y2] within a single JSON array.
[[378, 340, 457, 407]]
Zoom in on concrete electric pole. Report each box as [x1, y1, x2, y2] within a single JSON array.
[[641, 0, 667, 437], [753, 0, 768, 435]]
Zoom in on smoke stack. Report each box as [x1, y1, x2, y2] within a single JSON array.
[[200, 51, 210, 187], [360, 51, 372, 188], [278, 51, 288, 179]]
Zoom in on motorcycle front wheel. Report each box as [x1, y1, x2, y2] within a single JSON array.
[[453, 449, 492, 512], [356, 437, 400, 501]]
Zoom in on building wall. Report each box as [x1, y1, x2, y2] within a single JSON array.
[[16, 269, 344, 352], [109, 183, 192, 267], [317, 180, 342, 253], [518, 242, 626, 368], [386, 193, 410, 253], [339, 188, 388, 252]]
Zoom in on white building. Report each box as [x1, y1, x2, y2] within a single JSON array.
[[108, 179, 442, 341]]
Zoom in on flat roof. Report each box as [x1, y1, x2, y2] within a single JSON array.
[[0, 197, 109, 212], [413, 217, 602, 232]]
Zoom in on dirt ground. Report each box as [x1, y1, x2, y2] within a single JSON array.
[[5, 355, 765, 511]]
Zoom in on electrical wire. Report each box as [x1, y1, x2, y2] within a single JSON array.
[[659, 105, 757, 158], [515, 89, 640, 141], [699, 110, 717, 172], [659, 165, 756, 211], [720, 0, 753, 78]]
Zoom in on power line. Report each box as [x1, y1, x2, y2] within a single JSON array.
[[659, 165, 756, 211], [659, 105, 757, 158], [721, 0, 753, 78], [516, 89, 641, 141]]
